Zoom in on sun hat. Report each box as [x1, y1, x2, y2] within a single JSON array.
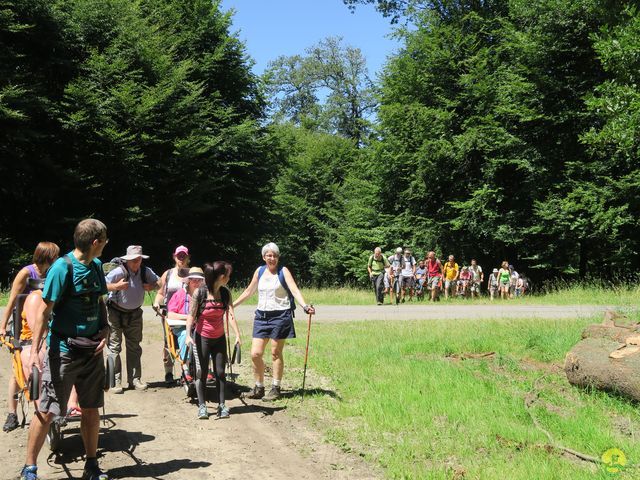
[[493, 268, 499, 273], [186, 267, 205, 280], [174, 245, 189, 256], [121, 245, 149, 261]]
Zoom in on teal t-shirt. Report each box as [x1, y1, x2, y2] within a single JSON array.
[[42, 252, 108, 353]]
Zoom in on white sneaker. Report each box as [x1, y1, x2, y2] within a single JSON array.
[[132, 378, 148, 391], [111, 381, 123, 394]]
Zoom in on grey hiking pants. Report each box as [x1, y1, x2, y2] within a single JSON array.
[[371, 273, 385, 303], [107, 304, 144, 385]]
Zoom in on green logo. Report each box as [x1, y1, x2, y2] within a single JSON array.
[[602, 448, 626, 474]]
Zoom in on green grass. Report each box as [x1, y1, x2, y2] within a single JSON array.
[[279, 315, 640, 479], [3, 284, 640, 307]]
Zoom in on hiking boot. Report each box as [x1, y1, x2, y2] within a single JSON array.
[[262, 385, 281, 402], [20, 465, 38, 480], [3, 412, 18, 432], [217, 404, 230, 419], [131, 378, 148, 391], [164, 372, 174, 386], [111, 380, 123, 394], [241, 385, 265, 400], [197, 404, 209, 420], [81, 463, 109, 480]]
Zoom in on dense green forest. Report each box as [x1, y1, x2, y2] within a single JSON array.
[[2, 0, 639, 287]]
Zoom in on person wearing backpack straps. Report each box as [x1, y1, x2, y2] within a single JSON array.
[[399, 248, 417, 303], [153, 245, 191, 384], [105, 245, 159, 393], [20, 219, 110, 480], [367, 247, 389, 305], [0, 242, 60, 433], [185, 262, 241, 419], [233, 242, 316, 402]]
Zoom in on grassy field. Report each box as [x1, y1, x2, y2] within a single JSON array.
[[279, 314, 640, 479], [2, 284, 640, 307]]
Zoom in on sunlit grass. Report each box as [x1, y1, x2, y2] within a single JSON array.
[[280, 316, 640, 479], [2, 283, 640, 307]]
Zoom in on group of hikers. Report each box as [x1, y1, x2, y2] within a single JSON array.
[[0, 219, 315, 480], [367, 247, 528, 304]]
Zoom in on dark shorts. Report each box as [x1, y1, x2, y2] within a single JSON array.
[[39, 348, 104, 416], [400, 276, 414, 288], [253, 310, 296, 339]]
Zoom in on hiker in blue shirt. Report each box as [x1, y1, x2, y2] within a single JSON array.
[[20, 219, 110, 480], [105, 245, 159, 394]]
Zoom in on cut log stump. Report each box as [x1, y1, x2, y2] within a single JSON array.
[[564, 310, 640, 401]]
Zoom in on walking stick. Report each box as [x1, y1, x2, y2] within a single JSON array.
[[301, 312, 313, 401], [225, 310, 233, 380]]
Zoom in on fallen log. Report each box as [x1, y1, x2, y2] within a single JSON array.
[[565, 310, 640, 401]]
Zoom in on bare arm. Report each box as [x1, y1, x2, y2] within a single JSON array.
[[0, 267, 30, 334], [185, 290, 200, 345], [167, 310, 188, 321], [106, 279, 128, 292], [232, 268, 260, 308], [282, 268, 315, 315], [227, 293, 242, 344], [153, 270, 168, 307], [29, 299, 54, 372]]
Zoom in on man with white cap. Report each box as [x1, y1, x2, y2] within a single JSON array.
[[105, 245, 159, 393]]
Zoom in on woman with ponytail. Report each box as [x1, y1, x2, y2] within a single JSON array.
[[185, 261, 241, 420]]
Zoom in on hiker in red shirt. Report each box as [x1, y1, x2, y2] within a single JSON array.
[[425, 251, 443, 302]]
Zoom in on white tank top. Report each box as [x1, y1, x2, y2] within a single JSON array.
[[165, 267, 184, 300], [257, 270, 291, 311]]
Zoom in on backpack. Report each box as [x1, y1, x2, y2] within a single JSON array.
[[257, 265, 297, 317], [400, 256, 415, 270], [193, 285, 231, 322], [55, 254, 105, 327], [104, 257, 149, 284]]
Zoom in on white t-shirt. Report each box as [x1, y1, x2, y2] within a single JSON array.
[[401, 256, 415, 276]]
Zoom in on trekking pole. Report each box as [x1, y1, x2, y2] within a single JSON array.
[[225, 311, 233, 379], [301, 311, 313, 402]]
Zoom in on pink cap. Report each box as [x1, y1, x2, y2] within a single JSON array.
[[173, 245, 189, 256]]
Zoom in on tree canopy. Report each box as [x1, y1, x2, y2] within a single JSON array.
[[3, 0, 640, 287]]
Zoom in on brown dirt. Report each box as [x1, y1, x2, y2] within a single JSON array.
[[0, 303, 620, 479], [0, 312, 380, 480]]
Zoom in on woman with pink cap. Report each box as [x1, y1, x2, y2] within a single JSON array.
[[154, 245, 191, 384]]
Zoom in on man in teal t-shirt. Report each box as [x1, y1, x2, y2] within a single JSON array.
[[21, 219, 110, 480], [44, 251, 107, 353]]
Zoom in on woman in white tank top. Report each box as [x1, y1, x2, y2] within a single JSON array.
[[234, 242, 315, 401], [153, 245, 191, 383]]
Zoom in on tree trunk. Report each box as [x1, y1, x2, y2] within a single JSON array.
[[564, 311, 640, 401]]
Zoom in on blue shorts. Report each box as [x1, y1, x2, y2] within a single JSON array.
[[253, 310, 296, 339]]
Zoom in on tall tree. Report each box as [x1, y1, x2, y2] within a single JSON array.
[[264, 36, 377, 145]]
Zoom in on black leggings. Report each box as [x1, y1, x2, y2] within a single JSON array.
[[195, 332, 227, 406]]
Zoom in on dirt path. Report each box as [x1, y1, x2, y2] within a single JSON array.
[[0, 303, 621, 479]]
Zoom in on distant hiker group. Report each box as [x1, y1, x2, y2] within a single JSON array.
[[368, 247, 528, 305], [1, 220, 315, 480]]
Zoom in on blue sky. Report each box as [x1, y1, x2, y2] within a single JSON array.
[[219, 0, 400, 78]]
